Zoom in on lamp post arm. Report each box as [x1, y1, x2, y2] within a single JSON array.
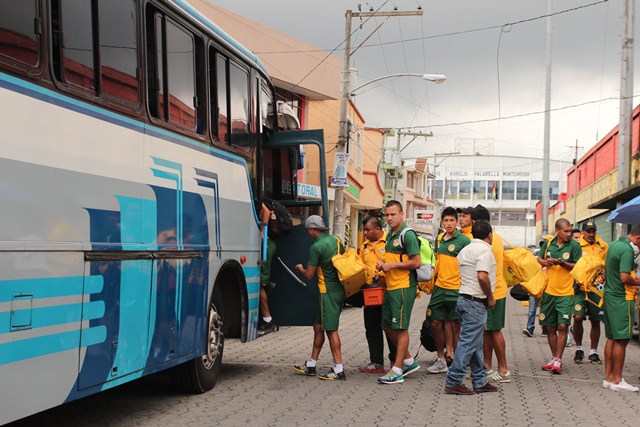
[[350, 73, 446, 95]]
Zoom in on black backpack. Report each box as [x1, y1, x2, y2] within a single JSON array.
[[509, 284, 529, 302], [263, 199, 293, 239], [419, 317, 437, 352]]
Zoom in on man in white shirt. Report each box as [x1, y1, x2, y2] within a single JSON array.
[[444, 220, 498, 395]]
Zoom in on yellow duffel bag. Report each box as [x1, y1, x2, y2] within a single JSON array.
[[331, 238, 367, 297]]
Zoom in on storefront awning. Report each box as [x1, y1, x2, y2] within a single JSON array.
[[588, 183, 640, 210]]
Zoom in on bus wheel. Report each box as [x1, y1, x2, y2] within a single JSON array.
[[171, 297, 224, 393]]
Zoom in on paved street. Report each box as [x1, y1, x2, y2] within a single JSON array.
[[10, 296, 640, 426]]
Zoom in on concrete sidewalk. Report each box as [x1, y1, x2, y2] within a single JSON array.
[[11, 295, 640, 426]]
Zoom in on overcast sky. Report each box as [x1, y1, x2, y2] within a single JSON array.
[[211, 0, 639, 164]]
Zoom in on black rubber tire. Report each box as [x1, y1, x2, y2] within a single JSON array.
[[171, 294, 224, 393]]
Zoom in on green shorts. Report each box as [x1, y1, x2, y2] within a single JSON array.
[[485, 297, 506, 331], [604, 298, 635, 340], [381, 287, 416, 330], [573, 291, 604, 321], [260, 238, 276, 285], [539, 293, 573, 327], [427, 286, 459, 321], [315, 289, 344, 331]]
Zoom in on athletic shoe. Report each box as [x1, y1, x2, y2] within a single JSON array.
[[426, 358, 448, 374], [574, 349, 584, 364], [589, 353, 602, 364], [378, 370, 404, 384], [444, 384, 474, 395], [293, 362, 316, 376], [609, 379, 639, 392], [359, 362, 385, 373], [522, 328, 533, 337], [541, 330, 548, 337], [565, 336, 572, 347], [551, 359, 563, 375], [602, 380, 611, 389], [473, 382, 499, 393], [402, 361, 421, 377], [541, 359, 556, 371], [487, 370, 512, 383], [258, 320, 278, 337], [318, 368, 346, 381]]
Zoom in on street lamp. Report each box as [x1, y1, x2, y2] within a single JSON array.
[[350, 73, 447, 95], [332, 71, 446, 241]]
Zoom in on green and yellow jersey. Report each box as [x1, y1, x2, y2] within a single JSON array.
[[434, 230, 470, 290], [540, 236, 582, 296], [308, 233, 344, 294], [491, 232, 508, 300], [384, 224, 420, 291], [605, 237, 637, 301]]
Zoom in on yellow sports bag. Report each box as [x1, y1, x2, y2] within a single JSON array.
[[570, 254, 605, 307], [520, 269, 547, 299], [331, 238, 367, 297], [503, 247, 543, 287]]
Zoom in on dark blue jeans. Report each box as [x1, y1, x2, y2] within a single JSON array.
[[527, 296, 538, 333], [445, 296, 488, 388]]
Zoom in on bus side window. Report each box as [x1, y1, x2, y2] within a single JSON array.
[[145, 7, 203, 133], [211, 51, 228, 143], [228, 61, 251, 151], [58, 0, 96, 91], [0, 0, 40, 69], [98, 0, 139, 105]]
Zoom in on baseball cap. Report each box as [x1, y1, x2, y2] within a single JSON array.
[[456, 206, 473, 214], [582, 221, 597, 231], [471, 205, 490, 221], [305, 215, 329, 231]]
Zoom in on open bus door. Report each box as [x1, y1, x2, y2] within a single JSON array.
[[261, 129, 328, 326]]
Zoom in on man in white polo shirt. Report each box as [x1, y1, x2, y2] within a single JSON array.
[[444, 220, 498, 395]]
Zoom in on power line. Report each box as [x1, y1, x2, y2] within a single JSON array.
[[397, 94, 637, 130], [254, 0, 608, 55]]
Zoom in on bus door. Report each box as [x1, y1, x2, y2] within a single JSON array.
[[262, 129, 328, 326]]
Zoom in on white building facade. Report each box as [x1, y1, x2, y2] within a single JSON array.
[[429, 155, 572, 247]]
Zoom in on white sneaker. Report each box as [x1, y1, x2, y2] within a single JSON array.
[[426, 358, 448, 374], [609, 379, 639, 392], [602, 380, 611, 389]]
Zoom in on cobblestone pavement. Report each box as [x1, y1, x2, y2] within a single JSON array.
[[10, 297, 640, 426]]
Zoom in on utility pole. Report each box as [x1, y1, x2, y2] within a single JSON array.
[[541, 0, 553, 237], [569, 139, 582, 226], [616, 0, 635, 238], [332, 7, 422, 242]]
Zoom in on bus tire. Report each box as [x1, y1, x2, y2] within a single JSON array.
[[171, 294, 224, 393]]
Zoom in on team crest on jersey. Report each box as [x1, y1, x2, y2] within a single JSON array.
[[539, 313, 546, 321], [562, 252, 570, 260], [378, 248, 385, 255], [575, 304, 582, 311], [393, 239, 400, 247], [448, 244, 455, 252]]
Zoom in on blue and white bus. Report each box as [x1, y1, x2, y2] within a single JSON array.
[[0, 0, 327, 423]]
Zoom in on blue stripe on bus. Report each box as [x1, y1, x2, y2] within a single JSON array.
[[115, 196, 158, 247], [0, 72, 260, 225], [0, 301, 105, 334], [0, 276, 104, 303], [0, 72, 262, 228], [0, 326, 107, 365]]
